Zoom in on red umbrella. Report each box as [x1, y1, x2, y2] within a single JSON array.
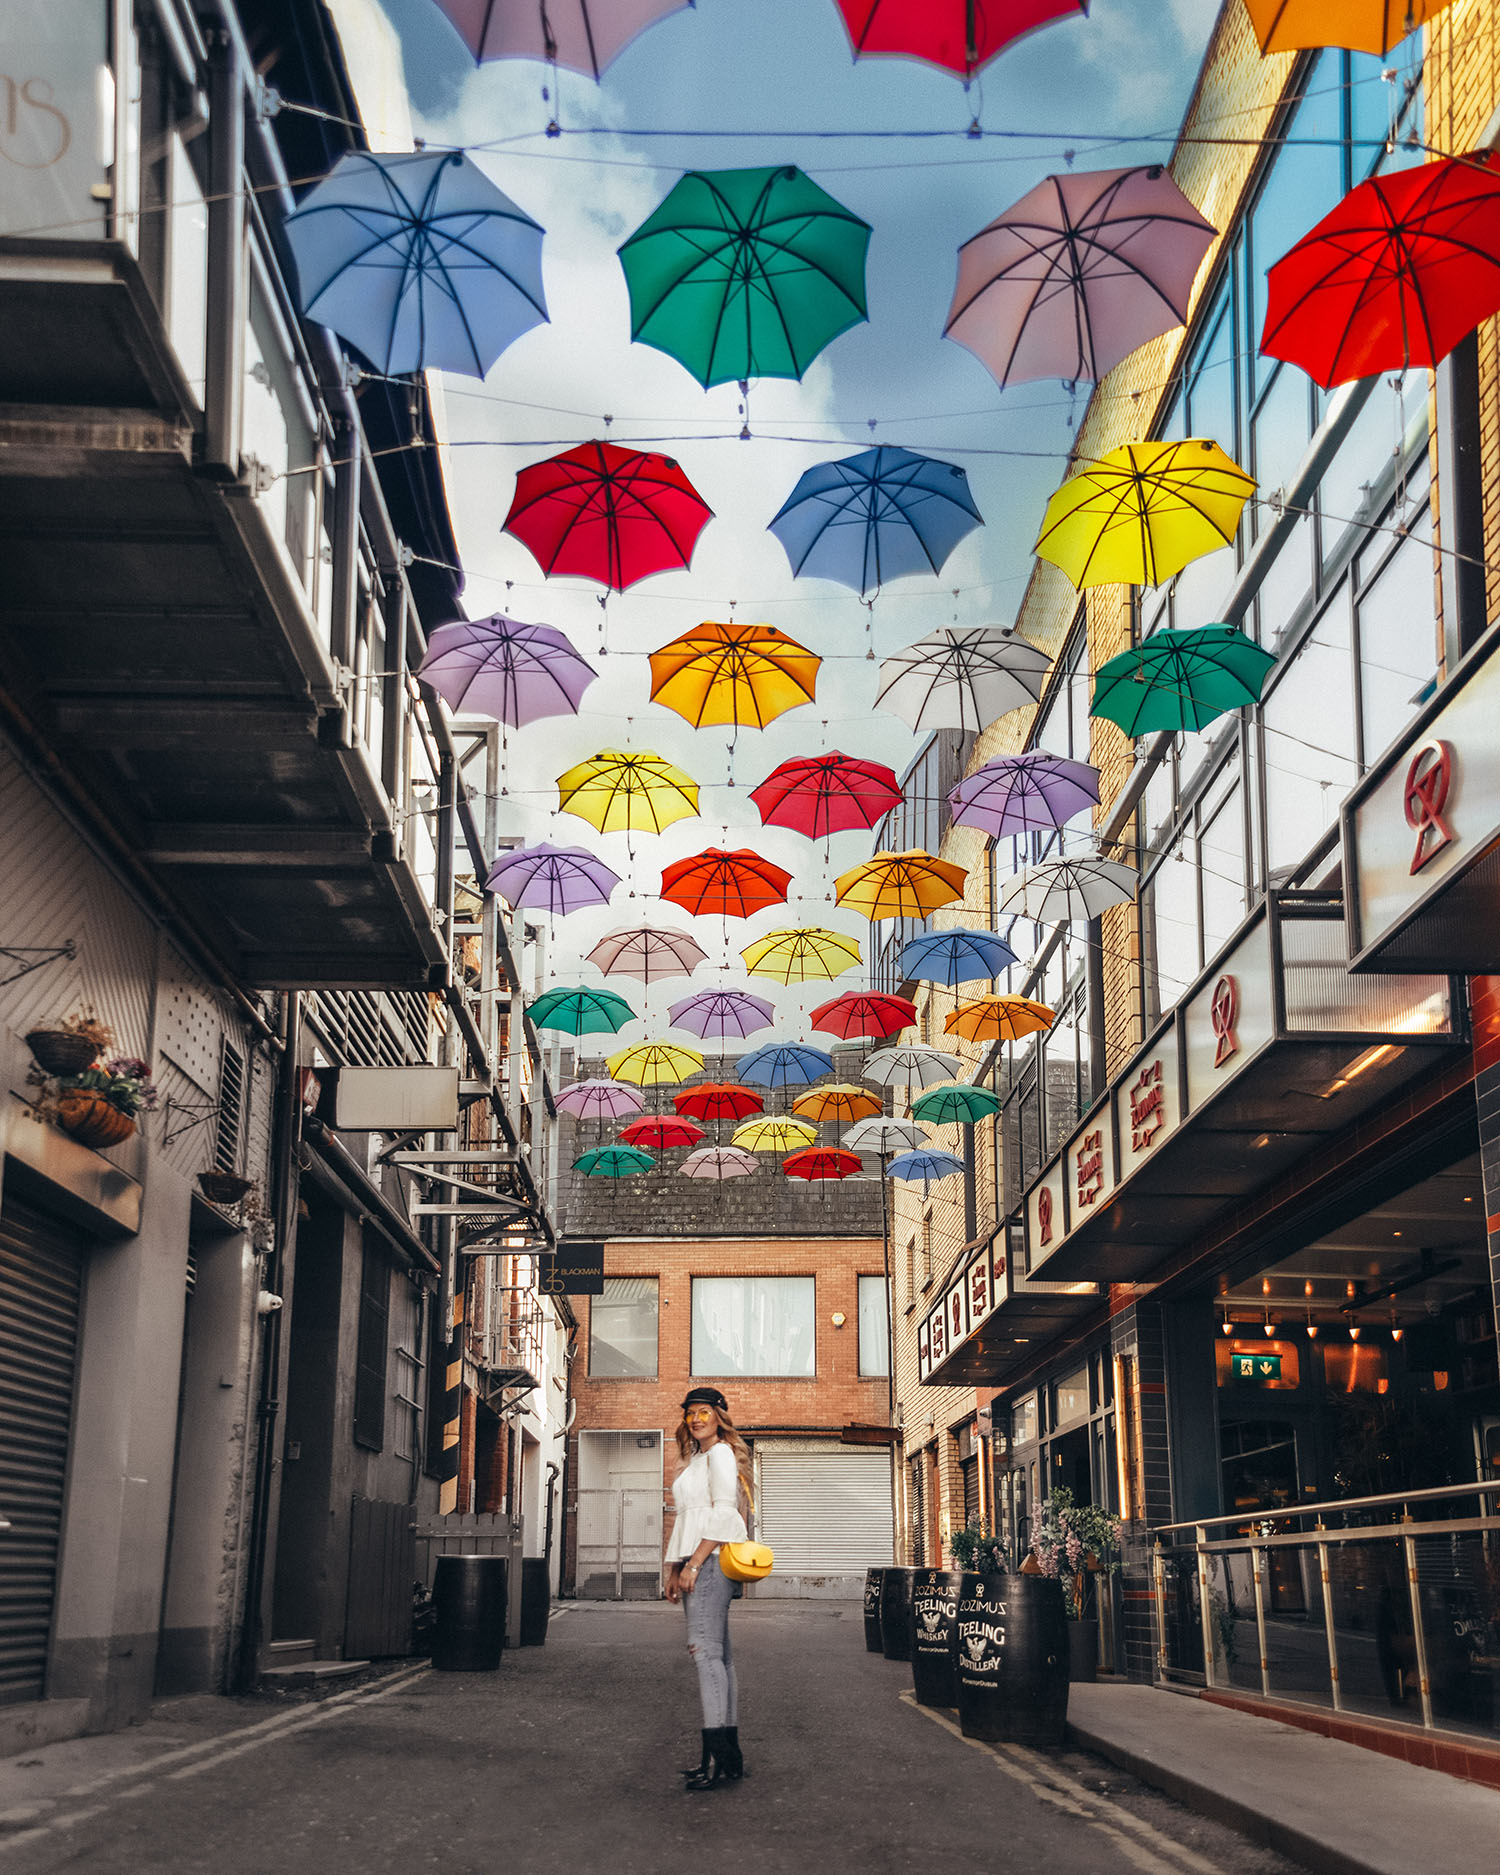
[[833, 0, 1086, 78], [750, 752, 902, 841], [809, 990, 918, 1041], [619, 1115, 705, 1151], [782, 1146, 863, 1182], [675, 1082, 765, 1122], [502, 440, 714, 591], [1261, 154, 1500, 389], [659, 848, 793, 918]]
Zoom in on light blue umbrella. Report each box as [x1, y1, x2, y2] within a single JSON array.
[[768, 446, 983, 595], [899, 928, 1018, 987], [284, 150, 547, 378], [888, 1148, 968, 1191], [735, 1042, 835, 1088]]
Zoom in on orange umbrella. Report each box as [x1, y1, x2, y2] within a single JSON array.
[[791, 1084, 883, 1124], [944, 994, 1055, 1045], [834, 849, 967, 921]]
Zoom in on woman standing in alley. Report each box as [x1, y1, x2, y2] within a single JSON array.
[[664, 1386, 750, 1791]]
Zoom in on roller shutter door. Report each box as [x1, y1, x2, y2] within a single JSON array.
[[755, 1442, 893, 1573], [0, 1201, 85, 1705]]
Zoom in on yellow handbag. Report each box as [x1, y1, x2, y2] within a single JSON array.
[[719, 1476, 774, 1582]]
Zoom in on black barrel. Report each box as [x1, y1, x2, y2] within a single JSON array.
[[910, 1568, 963, 1707], [863, 1568, 886, 1652], [954, 1571, 1069, 1746], [432, 1554, 508, 1672], [879, 1565, 916, 1662], [519, 1558, 551, 1647]]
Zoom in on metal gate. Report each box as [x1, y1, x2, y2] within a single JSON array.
[[755, 1442, 894, 1575], [344, 1497, 416, 1659], [575, 1489, 662, 1600], [0, 1200, 85, 1705]]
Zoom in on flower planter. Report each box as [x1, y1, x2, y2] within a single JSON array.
[[197, 1172, 252, 1206], [56, 1090, 137, 1150], [26, 1030, 101, 1076]]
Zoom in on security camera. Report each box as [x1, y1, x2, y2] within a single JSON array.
[[257, 1290, 284, 1316]]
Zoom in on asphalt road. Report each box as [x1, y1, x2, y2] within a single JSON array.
[[0, 1602, 1306, 1875]]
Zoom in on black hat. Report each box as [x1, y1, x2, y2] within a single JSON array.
[[681, 1386, 729, 1414]]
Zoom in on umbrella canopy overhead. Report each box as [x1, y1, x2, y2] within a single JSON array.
[[431, 0, 693, 74], [284, 150, 547, 379], [842, 1116, 926, 1154], [528, 984, 637, 1036], [674, 1082, 765, 1122], [944, 994, 1055, 1045], [648, 622, 821, 730], [606, 1040, 705, 1085], [735, 1042, 836, 1089], [557, 749, 700, 836], [861, 1044, 964, 1088], [618, 1115, 705, 1151], [1244, 0, 1456, 55], [1261, 156, 1500, 389], [417, 615, 596, 726], [1035, 439, 1256, 590], [911, 1082, 1003, 1125], [574, 1144, 656, 1176], [792, 1083, 883, 1124], [740, 927, 862, 984], [732, 1116, 820, 1153], [586, 925, 708, 984], [946, 165, 1216, 389], [876, 627, 1050, 734], [618, 165, 872, 387], [486, 842, 620, 914], [887, 1148, 968, 1188], [503, 442, 713, 591], [554, 1078, 645, 1121], [679, 1144, 759, 1181], [668, 988, 777, 1043], [998, 855, 1138, 924], [899, 928, 1019, 986], [835, 850, 968, 921], [833, 0, 1087, 77], [808, 991, 918, 1041], [750, 753, 902, 841], [660, 849, 793, 919], [767, 447, 984, 595], [1092, 625, 1278, 736], [948, 752, 1101, 839], [782, 1147, 863, 1182]]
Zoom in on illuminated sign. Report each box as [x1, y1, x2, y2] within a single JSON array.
[[1232, 1352, 1281, 1383], [1404, 738, 1454, 874]]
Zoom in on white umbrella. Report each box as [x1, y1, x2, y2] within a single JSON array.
[[876, 627, 1050, 734], [679, 1145, 758, 1181], [861, 1044, 964, 1088], [998, 855, 1138, 923], [842, 1116, 926, 1155]]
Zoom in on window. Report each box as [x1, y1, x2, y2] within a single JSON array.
[[920, 1216, 933, 1286], [903, 1236, 916, 1307], [1262, 598, 1358, 877], [691, 1277, 815, 1378], [353, 1232, 390, 1452], [389, 1276, 422, 1462], [1355, 519, 1439, 765], [590, 1277, 659, 1378], [858, 1275, 890, 1378]]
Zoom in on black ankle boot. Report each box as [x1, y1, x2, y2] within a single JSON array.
[[684, 1728, 734, 1791], [719, 1727, 745, 1780], [681, 1730, 712, 1779]]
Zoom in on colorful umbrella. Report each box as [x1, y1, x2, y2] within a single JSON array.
[[832, 0, 1087, 77], [660, 849, 793, 919], [946, 166, 1216, 389], [843, 1116, 926, 1154], [574, 1145, 656, 1177], [887, 1148, 968, 1189], [898, 929, 1018, 986], [1035, 440, 1256, 590], [618, 166, 872, 387], [998, 855, 1138, 923], [948, 752, 1101, 839], [485, 842, 620, 914], [944, 994, 1055, 1045], [1244, 0, 1456, 55], [750, 753, 902, 841], [417, 615, 596, 725], [740, 927, 863, 984], [835, 850, 968, 921], [606, 1040, 705, 1085], [618, 1116, 705, 1151], [876, 627, 1050, 734], [432, 0, 693, 74], [911, 1082, 1002, 1125], [555, 1078, 645, 1121], [556, 749, 700, 836], [674, 1082, 765, 1122], [648, 622, 821, 731], [1092, 624, 1277, 736], [586, 925, 708, 984], [284, 150, 546, 379], [679, 1145, 759, 1181], [502, 442, 713, 591], [528, 985, 637, 1036], [767, 447, 983, 595], [861, 1044, 963, 1088], [732, 1117, 820, 1154], [791, 1084, 883, 1124], [735, 1043, 836, 1089], [1261, 155, 1500, 390], [782, 1147, 863, 1182], [668, 989, 777, 1043], [808, 992, 918, 1042]]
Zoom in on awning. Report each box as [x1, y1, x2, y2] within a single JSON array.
[[299, 1115, 440, 1278]]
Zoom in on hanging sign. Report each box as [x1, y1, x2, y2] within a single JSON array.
[[538, 1240, 605, 1295], [1231, 1351, 1282, 1384]]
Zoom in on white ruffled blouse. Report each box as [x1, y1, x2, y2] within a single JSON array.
[[665, 1443, 747, 1563]]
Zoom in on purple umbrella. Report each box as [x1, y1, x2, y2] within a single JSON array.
[[669, 988, 776, 1043], [554, 1078, 646, 1121], [418, 615, 597, 726], [587, 924, 708, 984], [485, 842, 620, 914], [948, 753, 1101, 839], [678, 1145, 758, 1181]]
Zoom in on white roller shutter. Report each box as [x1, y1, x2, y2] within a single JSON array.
[[754, 1440, 893, 1573]]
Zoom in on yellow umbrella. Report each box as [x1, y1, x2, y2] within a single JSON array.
[[1246, 0, 1456, 55], [741, 927, 863, 984], [944, 994, 1055, 1045], [791, 1083, 882, 1124], [834, 849, 968, 921], [557, 749, 700, 835], [1034, 439, 1255, 591], [732, 1116, 819, 1154], [648, 621, 821, 730], [606, 1040, 704, 1085]]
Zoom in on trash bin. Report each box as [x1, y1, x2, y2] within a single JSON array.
[[432, 1555, 508, 1672], [519, 1558, 551, 1647], [863, 1568, 886, 1653]]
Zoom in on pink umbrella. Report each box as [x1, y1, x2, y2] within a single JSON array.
[[431, 0, 692, 79], [554, 1078, 646, 1121], [679, 1145, 758, 1181], [586, 925, 708, 985]]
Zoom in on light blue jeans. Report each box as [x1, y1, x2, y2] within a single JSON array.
[[683, 1553, 737, 1728]]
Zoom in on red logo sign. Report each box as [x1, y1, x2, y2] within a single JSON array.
[[1210, 974, 1239, 1068], [1075, 1129, 1104, 1208], [1037, 1185, 1054, 1246], [1404, 738, 1454, 875], [950, 1288, 963, 1340], [1129, 1060, 1164, 1152]]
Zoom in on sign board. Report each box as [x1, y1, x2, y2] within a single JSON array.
[[1025, 1157, 1068, 1275], [538, 1240, 604, 1296], [1182, 919, 1273, 1117], [1114, 1025, 1180, 1180], [332, 1065, 460, 1132], [1066, 1108, 1115, 1221], [1, 2, 109, 241], [1231, 1351, 1282, 1384]]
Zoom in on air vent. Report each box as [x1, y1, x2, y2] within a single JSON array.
[[215, 1036, 246, 1173]]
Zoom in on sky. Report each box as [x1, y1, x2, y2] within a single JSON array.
[[357, 0, 1223, 1025]]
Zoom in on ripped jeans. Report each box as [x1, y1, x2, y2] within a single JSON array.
[[683, 1552, 737, 1728]]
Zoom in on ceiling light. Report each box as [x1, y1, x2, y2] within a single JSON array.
[[1220, 1315, 1233, 1335], [1348, 1322, 1361, 1340], [1304, 1280, 1314, 1297], [1390, 1305, 1402, 1343], [1318, 1043, 1399, 1098], [1306, 1317, 1319, 1338]]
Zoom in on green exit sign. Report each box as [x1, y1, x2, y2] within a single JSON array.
[[1233, 1352, 1282, 1383]]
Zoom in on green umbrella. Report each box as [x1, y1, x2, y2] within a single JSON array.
[[910, 1082, 1002, 1126], [1091, 624, 1277, 736], [529, 985, 637, 1037], [574, 1145, 656, 1177], [618, 165, 872, 388]]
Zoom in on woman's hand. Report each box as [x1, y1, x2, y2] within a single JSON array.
[[678, 1560, 700, 1596], [665, 1564, 683, 1604]]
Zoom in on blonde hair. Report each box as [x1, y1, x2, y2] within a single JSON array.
[[674, 1402, 752, 1489]]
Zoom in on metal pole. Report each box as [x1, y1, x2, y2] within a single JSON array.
[[1153, 1540, 1169, 1680], [1196, 1525, 1217, 1688], [1252, 1546, 1271, 1697], [1316, 1537, 1341, 1712], [1402, 1530, 1435, 1730], [878, 1150, 900, 1563]]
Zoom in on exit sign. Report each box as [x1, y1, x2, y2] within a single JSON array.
[[1233, 1352, 1282, 1383]]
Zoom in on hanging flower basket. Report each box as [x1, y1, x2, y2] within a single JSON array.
[[56, 1090, 137, 1150], [197, 1171, 253, 1206], [26, 1029, 103, 1076]]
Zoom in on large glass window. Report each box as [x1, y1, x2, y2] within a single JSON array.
[[590, 1277, 659, 1378], [857, 1275, 890, 1378], [691, 1277, 815, 1378], [1355, 516, 1439, 765], [1141, 847, 1202, 1025], [1262, 597, 1358, 878]]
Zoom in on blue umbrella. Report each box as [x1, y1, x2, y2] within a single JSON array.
[[888, 1148, 968, 1191], [768, 446, 983, 595], [284, 150, 547, 378], [899, 928, 1018, 987], [735, 1042, 835, 1088]]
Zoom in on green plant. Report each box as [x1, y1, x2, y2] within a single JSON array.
[[61, 1056, 158, 1118], [1029, 1486, 1124, 1620]]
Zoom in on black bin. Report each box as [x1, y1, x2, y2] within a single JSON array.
[[519, 1558, 551, 1647], [432, 1554, 508, 1672], [880, 1565, 916, 1662], [911, 1568, 963, 1707], [863, 1568, 886, 1652], [955, 1571, 1069, 1747]]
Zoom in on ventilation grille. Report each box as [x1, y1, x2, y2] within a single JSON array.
[[214, 1037, 246, 1173]]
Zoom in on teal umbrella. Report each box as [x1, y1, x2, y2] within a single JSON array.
[[1091, 624, 1277, 736], [529, 985, 636, 1036], [574, 1145, 656, 1177], [910, 1082, 1002, 1126]]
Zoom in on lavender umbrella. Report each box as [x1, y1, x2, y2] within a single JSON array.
[[418, 615, 597, 726], [485, 842, 620, 914], [554, 1078, 646, 1121], [679, 1145, 758, 1181], [669, 988, 776, 1043], [948, 752, 1101, 839], [587, 925, 708, 984]]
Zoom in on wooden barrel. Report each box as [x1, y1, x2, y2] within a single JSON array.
[[863, 1567, 886, 1652], [910, 1568, 963, 1707], [432, 1555, 508, 1672], [954, 1570, 1069, 1746], [879, 1565, 916, 1662]]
